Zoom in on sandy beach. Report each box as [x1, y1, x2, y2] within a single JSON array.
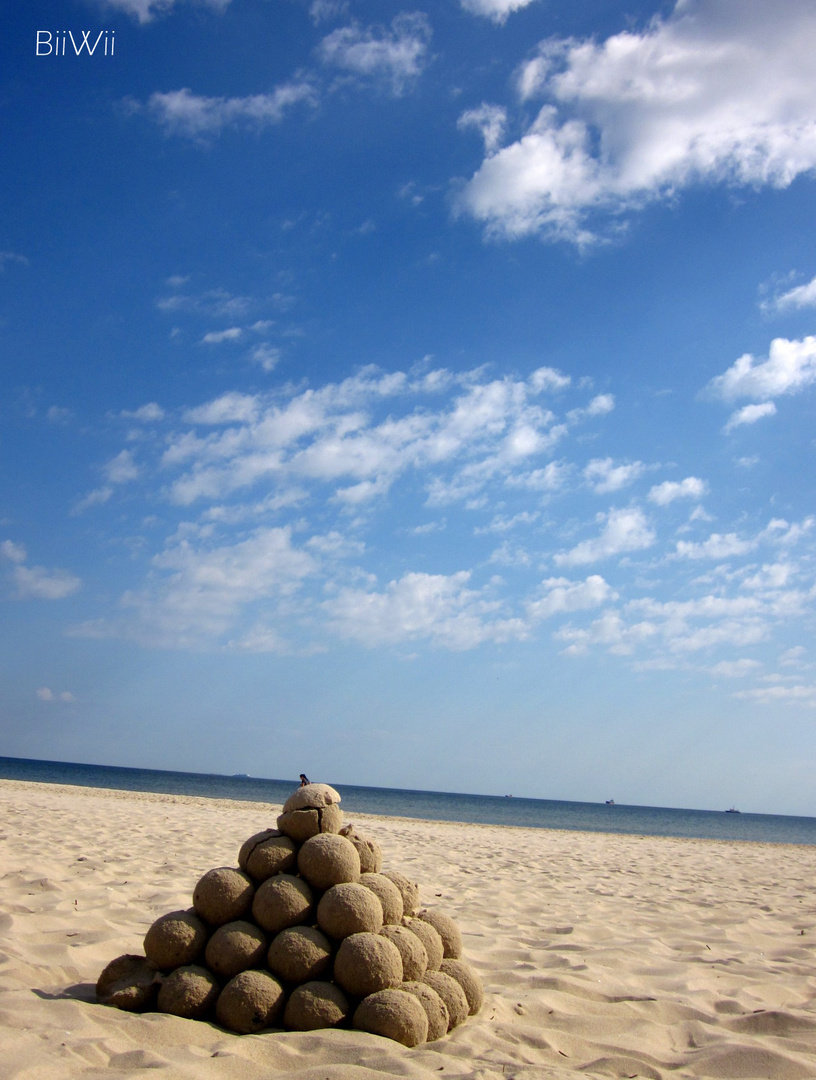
[[2, 779, 816, 1080]]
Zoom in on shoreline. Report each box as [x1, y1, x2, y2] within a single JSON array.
[[3, 779, 816, 1079]]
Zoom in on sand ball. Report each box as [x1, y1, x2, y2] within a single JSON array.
[[239, 831, 298, 882], [379, 924, 428, 981], [359, 873, 403, 925], [402, 917, 444, 971], [277, 803, 343, 841], [144, 908, 207, 971], [278, 784, 343, 842], [238, 829, 276, 870], [267, 926, 332, 984], [193, 867, 254, 927], [297, 833, 361, 890], [281, 783, 342, 813], [440, 958, 483, 1015], [252, 873, 313, 934], [157, 964, 219, 1019], [284, 980, 350, 1031], [205, 920, 267, 979], [353, 988, 428, 1047], [417, 909, 462, 959], [381, 870, 420, 916], [317, 882, 383, 940], [421, 970, 469, 1031], [96, 954, 160, 1011], [340, 824, 383, 873], [401, 980, 450, 1042], [215, 969, 285, 1035], [333, 932, 403, 998]]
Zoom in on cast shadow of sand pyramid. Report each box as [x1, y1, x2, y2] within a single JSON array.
[[95, 783, 483, 1046]]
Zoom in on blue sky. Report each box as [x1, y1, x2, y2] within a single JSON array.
[[2, 0, 816, 814]]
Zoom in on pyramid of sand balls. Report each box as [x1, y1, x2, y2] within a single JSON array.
[[95, 783, 483, 1046]]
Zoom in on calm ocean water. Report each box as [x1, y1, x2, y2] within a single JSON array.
[[2, 755, 815, 846]]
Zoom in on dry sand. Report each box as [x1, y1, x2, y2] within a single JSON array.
[[2, 778, 816, 1080]]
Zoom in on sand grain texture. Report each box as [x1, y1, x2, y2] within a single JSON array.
[[2, 778, 816, 1079]]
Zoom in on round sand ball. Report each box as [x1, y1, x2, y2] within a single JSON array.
[[144, 908, 208, 971], [277, 803, 344, 841], [157, 964, 219, 1019], [240, 832, 298, 882], [317, 882, 383, 940], [440, 958, 483, 1015], [417, 909, 462, 959], [193, 867, 254, 927], [359, 873, 403, 925], [379, 924, 428, 981], [298, 833, 361, 890], [284, 981, 350, 1031], [238, 829, 277, 871], [333, 932, 403, 998], [281, 783, 341, 814], [421, 970, 469, 1031], [215, 969, 285, 1035], [340, 825, 383, 874], [402, 917, 444, 971], [205, 920, 267, 979], [353, 988, 428, 1047], [96, 954, 160, 1011], [267, 926, 332, 984], [381, 870, 420, 916], [401, 980, 450, 1042], [252, 873, 313, 934]]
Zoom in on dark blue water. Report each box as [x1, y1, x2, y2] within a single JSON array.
[[2, 755, 815, 846]]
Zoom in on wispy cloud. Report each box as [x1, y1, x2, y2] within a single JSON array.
[[1, 541, 81, 600], [147, 81, 317, 139], [318, 12, 431, 95]]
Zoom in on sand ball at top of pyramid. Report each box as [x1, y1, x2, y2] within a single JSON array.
[[277, 783, 343, 841]]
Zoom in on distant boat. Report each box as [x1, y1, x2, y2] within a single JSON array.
[[605, 799, 615, 805], [725, 807, 741, 813], [232, 773, 250, 778]]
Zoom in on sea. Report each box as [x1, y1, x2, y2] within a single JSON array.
[[2, 755, 815, 846]]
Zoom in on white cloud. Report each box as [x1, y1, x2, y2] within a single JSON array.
[[37, 687, 75, 702], [184, 392, 261, 426], [122, 402, 165, 423], [554, 507, 656, 566], [250, 344, 282, 372], [115, 526, 316, 646], [648, 476, 708, 505], [583, 457, 645, 493], [457, 0, 816, 243], [202, 327, 242, 344], [459, 0, 537, 22], [723, 402, 777, 432], [674, 532, 755, 560], [527, 574, 616, 619], [104, 449, 140, 484], [99, 0, 230, 22], [318, 13, 431, 95], [2, 541, 81, 600], [735, 683, 816, 707], [767, 274, 816, 312], [323, 570, 528, 650], [705, 336, 816, 401], [458, 105, 508, 154], [147, 82, 317, 138], [710, 658, 762, 678]]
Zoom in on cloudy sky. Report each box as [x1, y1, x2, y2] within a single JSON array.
[[2, 0, 816, 814]]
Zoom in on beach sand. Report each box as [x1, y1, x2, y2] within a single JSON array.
[[2, 779, 816, 1080]]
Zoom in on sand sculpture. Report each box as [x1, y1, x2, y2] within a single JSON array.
[[96, 782, 483, 1046]]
